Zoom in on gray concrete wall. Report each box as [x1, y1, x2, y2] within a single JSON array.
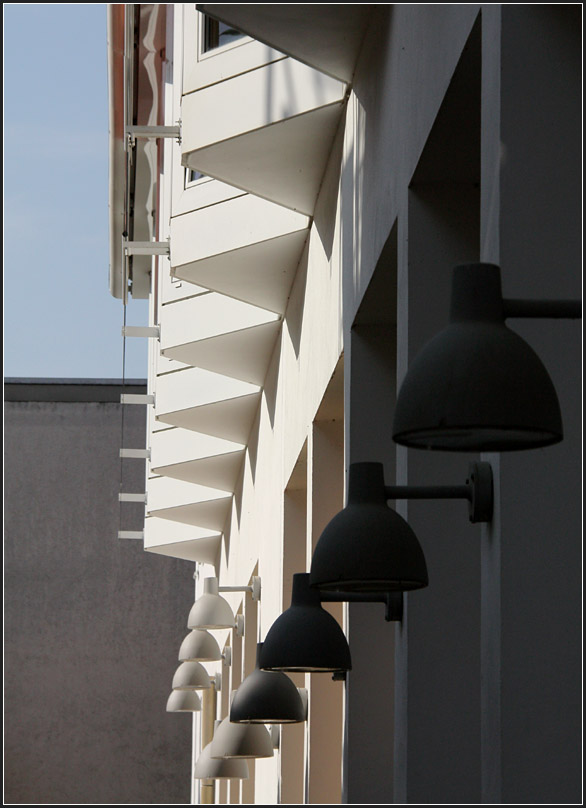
[[4, 381, 194, 804], [483, 7, 582, 803], [340, 4, 581, 804]]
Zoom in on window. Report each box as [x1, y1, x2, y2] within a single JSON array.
[[202, 15, 245, 53], [185, 168, 205, 187]]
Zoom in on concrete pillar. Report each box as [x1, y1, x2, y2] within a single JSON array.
[[280, 456, 308, 805], [306, 419, 345, 804], [345, 321, 397, 805], [395, 18, 483, 800]]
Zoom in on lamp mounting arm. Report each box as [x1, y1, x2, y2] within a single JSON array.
[[385, 461, 493, 523], [219, 576, 261, 602], [503, 298, 582, 320], [319, 590, 403, 622]]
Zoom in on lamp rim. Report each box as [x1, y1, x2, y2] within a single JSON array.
[[393, 424, 562, 452], [313, 577, 425, 592]]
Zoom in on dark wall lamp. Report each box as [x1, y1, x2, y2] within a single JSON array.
[[392, 263, 582, 452], [259, 572, 403, 677], [308, 461, 492, 596], [258, 463, 491, 676], [229, 644, 307, 724]]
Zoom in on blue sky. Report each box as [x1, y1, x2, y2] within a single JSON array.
[[4, 3, 149, 380]]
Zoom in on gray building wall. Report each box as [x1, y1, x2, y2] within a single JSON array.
[[4, 380, 194, 805], [339, 5, 581, 804]]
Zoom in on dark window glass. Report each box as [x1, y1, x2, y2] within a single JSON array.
[[186, 168, 205, 185], [203, 15, 245, 52]]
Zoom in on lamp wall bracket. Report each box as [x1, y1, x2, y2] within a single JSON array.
[[120, 448, 151, 459], [122, 326, 160, 339], [219, 576, 261, 602], [126, 123, 181, 145], [503, 298, 582, 319], [385, 461, 493, 523], [269, 725, 280, 750], [320, 590, 403, 622], [118, 530, 144, 540], [124, 240, 170, 257], [120, 393, 155, 405]]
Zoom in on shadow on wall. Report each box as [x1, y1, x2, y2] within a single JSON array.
[[284, 242, 309, 360]]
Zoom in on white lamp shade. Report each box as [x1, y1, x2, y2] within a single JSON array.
[[188, 577, 235, 629], [172, 661, 211, 690], [210, 716, 273, 759], [193, 741, 249, 780], [179, 629, 222, 661], [166, 690, 202, 712]]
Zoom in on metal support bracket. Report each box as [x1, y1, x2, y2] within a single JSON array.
[[385, 461, 493, 523], [503, 298, 582, 320], [320, 589, 403, 623], [120, 448, 151, 459], [122, 326, 160, 339], [120, 394, 155, 405], [118, 531, 144, 540], [124, 240, 170, 257], [119, 493, 147, 503], [126, 123, 181, 146], [269, 724, 280, 750], [219, 576, 261, 602]]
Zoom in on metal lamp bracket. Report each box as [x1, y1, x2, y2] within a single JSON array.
[[320, 589, 403, 623], [503, 298, 581, 320], [121, 326, 160, 339], [385, 461, 493, 524], [466, 462, 493, 523], [126, 122, 182, 146], [235, 614, 245, 638], [219, 576, 261, 602], [269, 725, 280, 750], [222, 647, 232, 667], [124, 239, 170, 257]]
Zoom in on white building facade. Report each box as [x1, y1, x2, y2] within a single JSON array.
[[108, 5, 582, 804]]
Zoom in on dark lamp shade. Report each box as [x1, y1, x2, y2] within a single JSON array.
[[259, 574, 351, 673], [392, 264, 563, 451], [310, 464, 428, 593], [230, 644, 306, 724]]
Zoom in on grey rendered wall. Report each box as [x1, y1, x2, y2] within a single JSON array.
[[4, 382, 194, 804], [481, 7, 582, 803], [341, 4, 581, 804]]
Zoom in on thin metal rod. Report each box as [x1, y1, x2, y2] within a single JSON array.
[[200, 684, 216, 804], [385, 484, 470, 501], [504, 298, 582, 319]]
